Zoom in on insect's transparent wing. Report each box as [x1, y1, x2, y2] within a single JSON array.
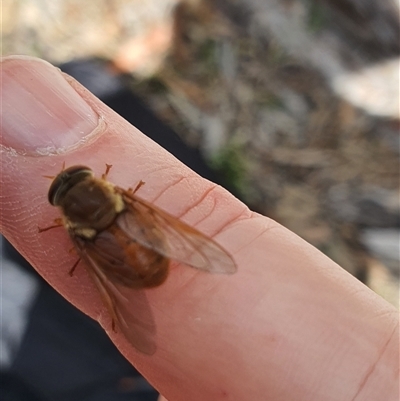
[[73, 238, 156, 355], [117, 192, 237, 274]]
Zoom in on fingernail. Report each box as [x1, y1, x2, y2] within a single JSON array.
[[1, 56, 99, 155]]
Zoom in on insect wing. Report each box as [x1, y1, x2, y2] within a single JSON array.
[[117, 190, 237, 274], [73, 237, 156, 355]]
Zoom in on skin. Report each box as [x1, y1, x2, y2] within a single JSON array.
[[0, 56, 398, 401]]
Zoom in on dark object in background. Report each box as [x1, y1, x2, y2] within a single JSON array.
[[62, 57, 227, 185], [2, 237, 155, 401], [1, 371, 45, 401], [2, 57, 232, 401]]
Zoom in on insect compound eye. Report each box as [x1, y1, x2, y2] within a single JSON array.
[[48, 165, 93, 206]]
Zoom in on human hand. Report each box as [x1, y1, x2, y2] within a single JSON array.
[[1, 56, 398, 401]]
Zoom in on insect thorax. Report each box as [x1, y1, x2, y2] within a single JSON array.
[[61, 178, 125, 238]]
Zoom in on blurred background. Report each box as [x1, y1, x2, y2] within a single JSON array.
[[1, 0, 399, 399]]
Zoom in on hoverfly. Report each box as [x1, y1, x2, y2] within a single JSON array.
[[40, 165, 236, 354]]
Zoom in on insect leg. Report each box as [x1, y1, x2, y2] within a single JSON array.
[[68, 258, 81, 276], [102, 164, 113, 180], [38, 218, 64, 233], [43, 162, 66, 179], [129, 180, 146, 194]]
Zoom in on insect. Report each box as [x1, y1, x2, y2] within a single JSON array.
[[40, 164, 236, 354]]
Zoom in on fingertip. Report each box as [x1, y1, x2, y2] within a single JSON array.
[[0, 56, 99, 155]]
